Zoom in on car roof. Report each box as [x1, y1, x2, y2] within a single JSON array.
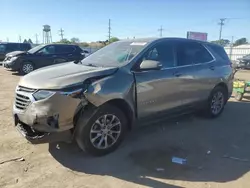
[[49, 43, 79, 46], [0, 42, 31, 45], [119, 37, 219, 47]]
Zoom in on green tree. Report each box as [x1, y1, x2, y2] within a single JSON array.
[[211, 39, 230, 47], [109, 37, 119, 43], [234, 38, 248, 46], [59, 38, 71, 44], [70, 37, 80, 43]]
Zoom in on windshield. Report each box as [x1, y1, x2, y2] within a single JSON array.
[[27, 45, 45, 54], [81, 41, 147, 67]]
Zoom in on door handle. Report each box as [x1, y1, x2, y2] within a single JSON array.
[[209, 65, 215, 70], [52, 55, 57, 58], [173, 72, 182, 77]]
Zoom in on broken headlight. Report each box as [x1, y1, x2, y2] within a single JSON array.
[[33, 90, 56, 101]]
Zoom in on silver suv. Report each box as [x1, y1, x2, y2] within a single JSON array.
[[13, 38, 233, 156]]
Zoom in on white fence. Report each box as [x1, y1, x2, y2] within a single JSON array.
[[224, 45, 250, 61]]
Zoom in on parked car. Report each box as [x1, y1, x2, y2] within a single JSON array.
[[2, 44, 84, 74], [13, 38, 233, 156], [234, 54, 250, 69], [0, 42, 32, 61]]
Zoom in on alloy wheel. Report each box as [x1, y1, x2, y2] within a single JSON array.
[[90, 114, 122, 149], [22, 64, 34, 74], [211, 91, 224, 115]]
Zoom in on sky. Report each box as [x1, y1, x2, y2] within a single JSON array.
[[1, 0, 250, 43]]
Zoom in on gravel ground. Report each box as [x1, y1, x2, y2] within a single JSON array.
[[1, 67, 250, 188]]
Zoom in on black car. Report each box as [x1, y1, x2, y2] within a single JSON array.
[[2, 44, 84, 74], [0, 42, 32, 61], [235, 54, 250, 69]]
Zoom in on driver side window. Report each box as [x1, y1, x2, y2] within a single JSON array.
[[38, 46, 55, 55], [140, 41, 175, 68]]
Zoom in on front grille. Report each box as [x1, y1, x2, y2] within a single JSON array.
[[15, 86, 36, 111], [15, 93, 31, 110], [18, 86, 36, 93]]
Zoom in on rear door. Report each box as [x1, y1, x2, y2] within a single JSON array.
[[55, 45, 79, 63], [176, 41, 216, 104], [134, 40, 182, 118]]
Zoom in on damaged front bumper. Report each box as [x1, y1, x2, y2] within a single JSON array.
[[13, 86, 84, 144]]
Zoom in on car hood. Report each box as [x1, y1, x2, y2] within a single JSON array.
[[19, 62, 118, 89], [6, 51, 26, 57]]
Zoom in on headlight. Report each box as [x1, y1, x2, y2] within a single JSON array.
[[11, 56, 18, 61], [33, 90, 56, 101]]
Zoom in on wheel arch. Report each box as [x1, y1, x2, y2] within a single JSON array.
[[214, 82, 229, 100]]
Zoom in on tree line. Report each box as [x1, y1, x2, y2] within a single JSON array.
[[55, 37, 119, 48], [211, 37, 248, 47]]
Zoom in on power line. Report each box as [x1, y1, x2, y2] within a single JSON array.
[[218, 18, 226, 40], [158, 25, 164, 37], [59, 28, 64, 40], [108, 19, 111, 43]]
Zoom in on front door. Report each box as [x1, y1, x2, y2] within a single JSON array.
[[35, 45, 57, 68], [133, 40, 182, 118]]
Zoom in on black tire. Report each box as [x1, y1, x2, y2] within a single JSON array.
[[19, 62, 34, 75], [203, 86, 227, 118], [235, 92, 243, 101], [75, 104, 128, 156]]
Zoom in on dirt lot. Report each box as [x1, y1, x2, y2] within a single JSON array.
[[1, 67, 250, 188]]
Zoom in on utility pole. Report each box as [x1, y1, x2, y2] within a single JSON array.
[[158, 25, 164, 37], [35, 34, 38, 44], [18, 35, 22, 43], [229, 36, 234, 60], [59, 28, 64, 40], [218, 18, 226, 40], [108, 19, 111, 43], [6, 37, 9, 42]]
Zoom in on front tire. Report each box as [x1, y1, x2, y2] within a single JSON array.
[[75, 104, 128, 156], [204, 86, 227, 118], [19, 62, 34, 75]]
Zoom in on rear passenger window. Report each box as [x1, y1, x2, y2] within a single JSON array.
[[6, 43, 20, 51], [143, 42, 175, 68], [56, 46, 75, 54], [20, 44, 31, 51], [176, 42, 214, 66], [208, 44, 230, 61]]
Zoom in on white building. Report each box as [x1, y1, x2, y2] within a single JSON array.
[[224, 44, 250, 61]]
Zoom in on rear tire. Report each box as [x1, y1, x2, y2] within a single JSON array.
[[203, 86, 227, 118], [19, 62, 34, 75], [75, 104, 128, 156]]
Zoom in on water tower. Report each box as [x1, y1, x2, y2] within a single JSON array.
[[43, 25, 52, 44]]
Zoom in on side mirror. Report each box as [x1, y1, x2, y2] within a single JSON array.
[[139, 60, 162, 71]]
